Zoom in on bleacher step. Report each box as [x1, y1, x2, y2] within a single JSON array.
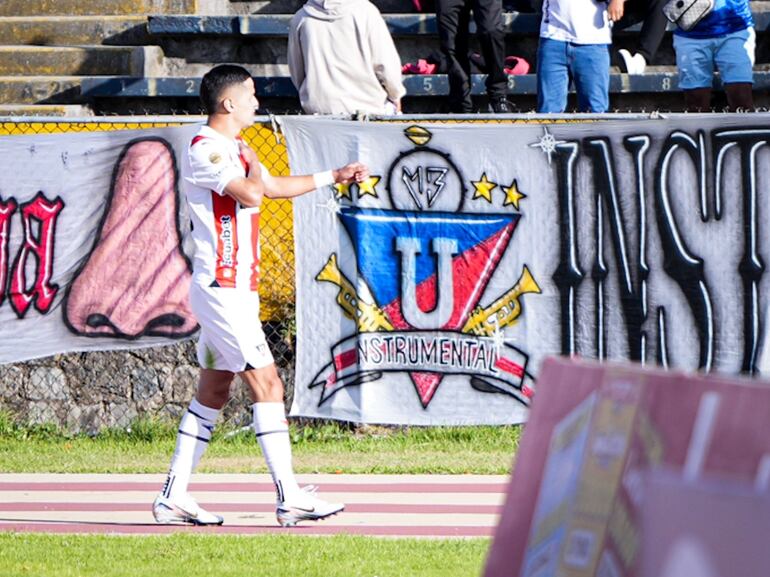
[[0, 46, 163, 77], [223, 0, 417, 14], [0, 104, 92, 117], [77, 70, 714, 100], [0, 16, 149, 46], [148, 10, 770, 37], [0, 0, 197, 17], [0, 76, 83, 105]]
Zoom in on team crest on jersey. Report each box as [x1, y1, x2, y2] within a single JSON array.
[[310, 126, 540, 409]]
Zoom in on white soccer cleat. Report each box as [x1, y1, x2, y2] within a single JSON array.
[[276, 486, 345, 527], [619, 49, 647, 75], [152, 493, 224, 526]]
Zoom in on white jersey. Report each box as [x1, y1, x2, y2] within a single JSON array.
[[540, 0, 612, 45], [181, 125, 266, 291]]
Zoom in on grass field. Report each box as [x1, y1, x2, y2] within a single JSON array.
[[0, 413, 521, 474], [0, 533, 489, 577]]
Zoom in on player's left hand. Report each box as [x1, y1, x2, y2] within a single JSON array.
[[334, 162, 370, 184], [238, 140, 259, 166]]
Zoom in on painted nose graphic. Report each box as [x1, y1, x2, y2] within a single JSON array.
[[396, 237, 457, 329], [64, 138, 198, 339]]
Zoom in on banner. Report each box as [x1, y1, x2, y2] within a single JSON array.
[[0, 124, 200, 363], [483, 357, 770, 577], [282, 115, 770, 424]]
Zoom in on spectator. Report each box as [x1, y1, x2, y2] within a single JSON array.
[[437, 0, 510, 112], [609, 0, 668, 74], [288, 0, 406, 115], [671, 0, 754, 111], [537, 0, 612, 113]]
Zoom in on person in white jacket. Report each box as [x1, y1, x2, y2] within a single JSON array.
[[288, 0, 406, 115]]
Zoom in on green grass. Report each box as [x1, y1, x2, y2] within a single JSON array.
[[0, 412, 520, 474], [0, 533, 490, 577]]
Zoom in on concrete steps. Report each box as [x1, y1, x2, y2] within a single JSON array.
[[0, 46, 163, 77], [0, 76, 83, 104], [0, 0, 197, 17], [0, 17, 149, 46], [0, 104, 92, 116]]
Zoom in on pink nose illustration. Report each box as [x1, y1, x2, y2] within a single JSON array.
[[65, 138, 198, 339]]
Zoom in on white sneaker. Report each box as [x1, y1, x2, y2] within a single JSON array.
[[276, 485, 345, 527], [619, 49, 647, 75], [152, 493, 224, 526]]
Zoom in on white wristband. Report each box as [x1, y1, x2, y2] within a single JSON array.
[[313, 170, 335, 189]]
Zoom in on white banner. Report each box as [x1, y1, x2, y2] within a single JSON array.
[[0, 124, 200, 363], [282, 115, 770, 425]]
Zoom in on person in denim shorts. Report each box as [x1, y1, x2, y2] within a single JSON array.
[[673, 0, 754, 111], [537, 0, 613, 113]]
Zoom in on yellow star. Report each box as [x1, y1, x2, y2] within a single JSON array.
[[357, 175, 381, 198], [471, 173, 497, 203], [503, 179, 527, 210], [333, 182, 352, 200]]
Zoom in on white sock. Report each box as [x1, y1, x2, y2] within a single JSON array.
[[161, 398, 219, 501], [253, 402, 300, 503]]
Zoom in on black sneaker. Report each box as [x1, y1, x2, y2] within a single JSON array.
[[489, 97, 513, 113]]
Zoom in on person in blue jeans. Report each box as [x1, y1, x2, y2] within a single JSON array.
[[536, 0, 613, 113], [673, 0, 754, 111]]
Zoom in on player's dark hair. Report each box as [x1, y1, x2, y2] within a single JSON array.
[[200, 64, 253, 114]]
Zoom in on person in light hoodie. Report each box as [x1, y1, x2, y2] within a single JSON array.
[[288, 0, 406, 115]]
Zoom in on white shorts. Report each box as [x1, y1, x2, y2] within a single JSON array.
[[189, 283, 274, 373]]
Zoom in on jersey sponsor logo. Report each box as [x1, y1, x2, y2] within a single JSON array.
[[212, 194, 238, 287], [219, 214, 234, 268]]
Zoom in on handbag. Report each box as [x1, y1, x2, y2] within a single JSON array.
[[662, 0, 715, 31]]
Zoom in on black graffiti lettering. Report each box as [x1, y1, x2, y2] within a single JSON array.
[[586, 137, 646, 362], [655, 131, 714, 371], [712, 129, 769, 374], [657, 307, 669, 368], [551, 142, 585, 356], [624, 135, 652, 364]]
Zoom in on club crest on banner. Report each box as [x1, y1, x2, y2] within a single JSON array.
[[310, 126, 541, 409]]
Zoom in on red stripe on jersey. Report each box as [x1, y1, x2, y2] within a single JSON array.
[[249, 211, 261, 291], [236, 136, 250, 175], [212, 193, 239, 288]]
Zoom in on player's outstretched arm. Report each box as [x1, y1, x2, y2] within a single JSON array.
[[224, 142, 369, 205], [264, 161, 370, 200]]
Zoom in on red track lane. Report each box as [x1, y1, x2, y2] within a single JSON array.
[[0, 521, 494, 537], [0, 502, 502, 515], [0, 481, 507, 493]]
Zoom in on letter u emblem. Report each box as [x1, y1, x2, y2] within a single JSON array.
[[396, 237, 458, 329]]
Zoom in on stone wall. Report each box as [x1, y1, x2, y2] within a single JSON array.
[[0, 341, 296, 435]]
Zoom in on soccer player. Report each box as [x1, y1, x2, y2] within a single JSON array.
[[152, 64, 369, 527]]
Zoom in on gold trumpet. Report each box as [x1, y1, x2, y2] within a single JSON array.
[[316, 254, 394, 332], [316, 253, 358, 320], [462, 265, 541, 336]]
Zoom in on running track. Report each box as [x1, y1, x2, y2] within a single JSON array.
[[0, 474, 509, 537]]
